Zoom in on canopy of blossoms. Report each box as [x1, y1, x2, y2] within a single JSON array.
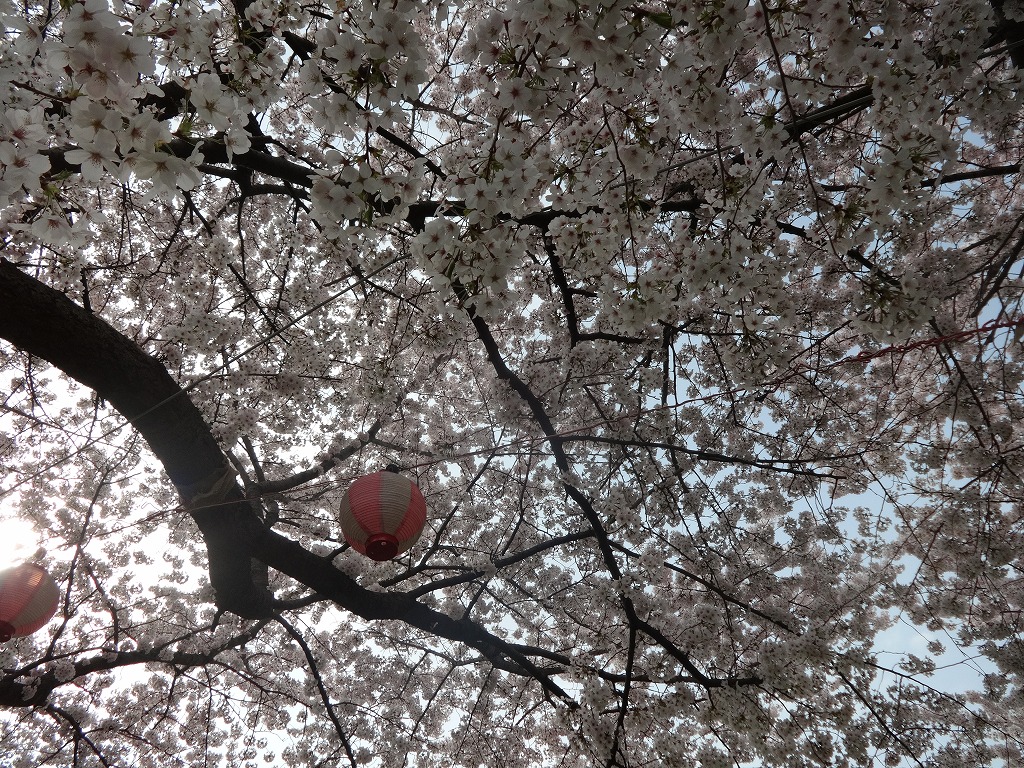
[[1, 0, 1023, 765]]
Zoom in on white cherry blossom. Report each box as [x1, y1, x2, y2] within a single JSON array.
[[0, 0, 1023, 766]]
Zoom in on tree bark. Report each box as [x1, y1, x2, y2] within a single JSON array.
[[0, 262, 752, 696], [0, 262, 556, 660], [0, 258, 273, 616]]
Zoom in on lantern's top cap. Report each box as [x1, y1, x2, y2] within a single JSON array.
[[384, 464, 402, 474]]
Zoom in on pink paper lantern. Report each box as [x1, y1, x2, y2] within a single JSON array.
[[0, 564, 60, 642], [339, 471, 427, 561]]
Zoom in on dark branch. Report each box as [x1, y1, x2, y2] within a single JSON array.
[[0, 262, 589, 700], [0, 258, 270, 616]]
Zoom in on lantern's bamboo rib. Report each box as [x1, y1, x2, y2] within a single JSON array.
[[0, 561, 62, 643]]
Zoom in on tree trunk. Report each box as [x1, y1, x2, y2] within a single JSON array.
[[0, 259, 273, 617]]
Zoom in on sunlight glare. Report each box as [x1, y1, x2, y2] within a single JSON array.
[[0, 517, 39, 568]]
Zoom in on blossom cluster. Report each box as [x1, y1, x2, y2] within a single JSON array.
[[1, 0, 1023, 766]]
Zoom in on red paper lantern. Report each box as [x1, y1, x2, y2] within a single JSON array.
[[339, 471, 427, 561], [0, 564, 60, 642]]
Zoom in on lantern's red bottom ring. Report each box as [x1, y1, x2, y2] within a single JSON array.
[[365, 533, 400, 561], [0, 621, 15, 643]]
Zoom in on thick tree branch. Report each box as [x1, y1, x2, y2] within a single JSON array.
[[559, 434, 838, 478], [0, 621, 270, 707], [459, 290, 757, 689], [0, 258, 270, 616], [0, 261, 579, 698], [247, 522, 576, 703]]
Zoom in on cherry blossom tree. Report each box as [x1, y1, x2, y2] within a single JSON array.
[[1, 0, 1023, 765]]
